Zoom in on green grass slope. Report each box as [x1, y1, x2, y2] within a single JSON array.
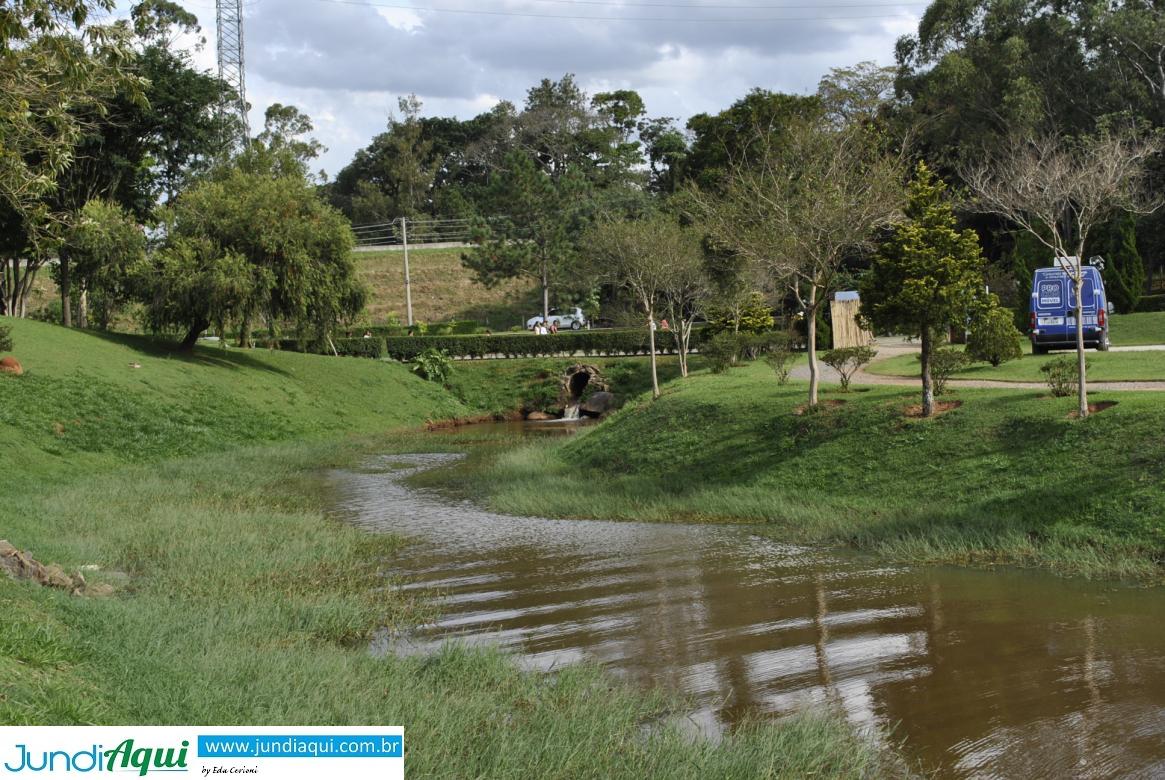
[[356, 248, 539, 328], [474, 363, 1165, 580], [867, 347, 1165, 382], [0, 322, 899, 776], [0, 319, 465, 489], [1109, 311, 1165, 346]]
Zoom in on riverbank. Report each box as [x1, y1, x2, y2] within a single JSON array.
[[0, 320, 901, 777], [463, 361, 1165, 581]]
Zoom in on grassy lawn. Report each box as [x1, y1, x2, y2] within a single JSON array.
[[866, 346, 1165, 382], [0, 319, 897, 777], [1109, 311, 1165, 346], [356, 248, 539, 329], [462, 361, 1165, 580]]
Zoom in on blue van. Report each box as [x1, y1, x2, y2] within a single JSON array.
[[1028, 264, 1111, 354]]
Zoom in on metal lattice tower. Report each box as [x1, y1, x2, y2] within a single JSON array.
[[216, 0, 249, 140]]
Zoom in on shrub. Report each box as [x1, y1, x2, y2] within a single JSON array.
[[701, 332, 740, 373], [821, 346, 876, 391], [764, 342, 795, 385], [411, 348, 453, 383], [0, 324, 10, 353], [1135, 294, 1165, 313], [922, 348, 972, 396], [739, 330, 793, 360], [968, 306, 1023, 367], [1041, 356, 1087, 397]]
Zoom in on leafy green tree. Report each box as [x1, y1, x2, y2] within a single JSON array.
[[1090, 212, 1146, 314], [461, 151, 589, 321], [140, 168, 359, 350], [65, 198, 146, 329], [0, 323, 11, 353], [967, 304, 1024, 367], [860, 163, 987, 417]]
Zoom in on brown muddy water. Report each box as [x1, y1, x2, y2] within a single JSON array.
[[330, 451, 1165, 779]]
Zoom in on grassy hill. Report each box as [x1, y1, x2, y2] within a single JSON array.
[[356, 247, 540, 328], [0, 321, 893, 776], [468, 361, 1165, 580]]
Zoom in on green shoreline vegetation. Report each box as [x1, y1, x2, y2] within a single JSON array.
[[456, 361, 1165, 582], [0, 320, 902, 777]]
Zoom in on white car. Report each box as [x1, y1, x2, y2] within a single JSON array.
[[526, 307, 587, 330]]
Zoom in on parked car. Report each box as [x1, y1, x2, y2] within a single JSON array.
[[525, 307, 587, 330], [1028, 263, 1112, 354]]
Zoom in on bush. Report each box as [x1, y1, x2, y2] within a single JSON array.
[[764, 341, 795, 385], [821, 346, 876, 391], [0, 323, 11, 353], [968, 307, 1023, 367], [1135, 294, 1165, 313], [738, 330, 793, 360], [411, 348, 453, 383], [1041, 356, 1087, 397], [702, 332, 740, 373], [922, 348, 972, 396]]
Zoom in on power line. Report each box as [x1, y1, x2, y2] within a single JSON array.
[[309, 0, 921, 23]]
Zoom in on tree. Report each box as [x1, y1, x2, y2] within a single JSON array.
[[688, 118, 904, 407], [139, 168, 360, 350], [0, 1, 141, 319], [586, 214, 704, 398], [964, 128, 1163, 417], [1090, 212, 1146, 314], [860, 163, 987, 417], [65, 198, 146, 329], [967, 305, 1024, 367], [461, 151, 589, 321], [816, 61, 897, 128]]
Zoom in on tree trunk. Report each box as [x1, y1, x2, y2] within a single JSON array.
[[806, 292, 820, 407], [920, 326, 935, 417], [648, 309, 660, 400], [59, 249, 72, 328], [78, 288, 89, 329], [179, 318, 208, 351], [238, 314, 252, 349], [541, 259, 550, 322], [674, 317, 691, 378], [1074, 267, 1088, 419]]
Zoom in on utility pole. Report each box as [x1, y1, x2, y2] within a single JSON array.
[[401, 217, 414, 326], [216, 0, 249, 141]]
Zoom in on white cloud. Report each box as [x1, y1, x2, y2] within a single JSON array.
[[115, 0, 921, 179]]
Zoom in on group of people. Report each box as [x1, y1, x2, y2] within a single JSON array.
[[530, 320, 559, 335]]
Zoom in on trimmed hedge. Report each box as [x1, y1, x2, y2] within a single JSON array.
[[1135, 294, 1165, 313], [383, 328, 708, 360], [280, 328, 706, 360], [278, 337, 388, 358]]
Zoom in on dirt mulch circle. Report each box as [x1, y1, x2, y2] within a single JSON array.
[[904, 400, 963, 418], [794, 399, 847, 415], [1067, 401, 1118, 419], [0, 540, 114, 597]]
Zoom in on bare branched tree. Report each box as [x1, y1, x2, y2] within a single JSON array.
[[963, 129, 1163, 418], [686, 119, 906, 406], [586, 214, 707, 398]]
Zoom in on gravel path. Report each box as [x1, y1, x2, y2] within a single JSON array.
[[791, 339, 1165, 392]]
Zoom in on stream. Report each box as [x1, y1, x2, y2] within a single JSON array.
[[330, 450, 1165, 779]]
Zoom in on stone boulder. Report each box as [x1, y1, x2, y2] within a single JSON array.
[[0, 356, 22, 376], [580, 391, 617, 417]]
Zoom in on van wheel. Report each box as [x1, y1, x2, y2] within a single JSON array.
[[1097, 339, 1110, 352]]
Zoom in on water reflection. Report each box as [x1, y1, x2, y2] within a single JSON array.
[[333, 454, 1165, 779]]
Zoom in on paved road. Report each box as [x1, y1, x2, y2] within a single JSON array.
[[791, 338, 1165, 392]]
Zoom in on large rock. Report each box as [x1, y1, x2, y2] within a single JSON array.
[[0, 356, 22, 376], [581, 391, 616, 417]]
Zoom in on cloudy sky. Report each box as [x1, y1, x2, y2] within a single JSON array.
[[112, 0, 923, 178]]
